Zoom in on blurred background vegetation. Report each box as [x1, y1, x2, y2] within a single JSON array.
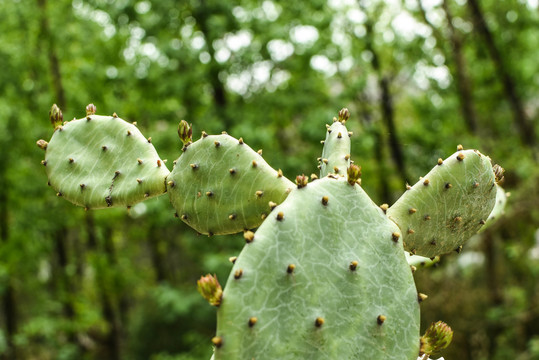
[[0, 0, 538, 359]]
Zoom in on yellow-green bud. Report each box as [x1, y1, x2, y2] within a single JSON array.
[[86, 103, 96, 116], [178, 120, 193, 144], [197, 274, 222, 306], [420, 321, 453, 355], [49, 104, 63, 128], [338, 108, 350, 122], [295, 174, 308, 188], [347, 164, 362, 185]]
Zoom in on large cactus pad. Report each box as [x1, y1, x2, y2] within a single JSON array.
[[387, 149, 497, 258], [168, 134, 294, 235], [214, 177, 420, 359], [43, 115, 170, 209]]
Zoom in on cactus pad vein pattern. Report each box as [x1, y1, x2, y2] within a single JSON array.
[[387, 149, 497, 258], [215, 177, 420, 360], [168, 134, 294, 235], [44, 115, 170, 209]]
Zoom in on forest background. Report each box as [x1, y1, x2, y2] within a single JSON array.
[[0, 0, 538, 359]]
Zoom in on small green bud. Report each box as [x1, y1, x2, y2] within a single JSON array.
[[178, 120, 193, 144], [420, 321, 453, 356], [338, 108, 350, 122], [197, 274, 223, 306], [49, 104, 63, 128], [492, 164, 505, 184], [347, 164, 362, 185], [86, 103, 96, 116], [295, 174, 308, 188]]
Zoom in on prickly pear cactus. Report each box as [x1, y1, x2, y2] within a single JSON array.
[[168, 133, 294, 235], [319, 109, 351, 177], [387, 149, 497, 258], [42, 114, 169, 209], [213, 176, 420, 359]]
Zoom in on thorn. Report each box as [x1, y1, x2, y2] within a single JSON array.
[[137, 158, 143, 165], [344, 154, 350, 161], [238, 137, 244, 144], [320, 140, 325, 144], [211, 337, 222, 348], [276, 211, 284, 221], [257, 149, 263, 155], [268, 201, 277, 210], [333, 166, 339, 173], [392, 232, 401, 242], [137, 178, 143, 184], [277, 169, 283, 178], [202, 131, 208, 138], [479, 219, 486, 225], [36, 139, 48, 150], [214, 141, 221, 147], [80, 184, 86, 190], [337, 132, 342, 138], [411, 265, 417, 273], [144, 193, 150, 198], [321, 196, 329, 206], [147, 137, 152, 143], [234, 269, 243, 279], [190, 163, 199, 170], [168, 180, 175, 188], [349, 261, 358, 271], [102, 145, 108, 151], [423, 179, 430, 186], [261, 213, 267, 220], [457, 144, 463, 151], [157, 159, 162, 167], [348, 131, 353, 137], [317, 165, 321, 169], [445, 182, 452, 189], [322, 158, 328, 164], [229, 168, 236, 175], [455, 245, 463, 253], [473, 182, 479, 188], [456, 153, 465, 161], [437, 158, 443, 165], [112, 112, 118, 118], [221, 131, 227, 135], [229, 214, 236, 220], [310, 173, 318, 181], [248, 317, 258, 327], [380, 204, 389, 213], [287, 264, 295, 274], [229, 256, 237, 264], [424, 215, 431, 221], [430, 239, 437, 245], [315, 317, 325, 327], [127, 130, 132, 136], [407, 228, 415, 234], [409, 208, 417, 214], [255, 190, 264, 198], [132, 121, 137, 126], [244, 230, 255, 243], [377, 315, 387, 325], [418, 293, 428, 303], [252, 160, 258, 168], [206, 191, 213, 197], [406, 183, 412, 190], [41, 160, 47, 166], [454, 216, 462, 223]]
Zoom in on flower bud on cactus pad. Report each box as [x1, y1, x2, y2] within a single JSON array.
[[49, 104, 63, 128], [197, 274, 223, 306], [86, 103, 97, 116], [420, 321, 453, 356], [178, 120, 193, 145]]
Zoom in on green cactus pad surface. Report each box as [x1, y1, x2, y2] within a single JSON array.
[[387, 149, 497, 258], [319, 120, 351, 178], [168, 134, 294, 235], [214, 177, 420, 360], [44, 115, 170, 209], [480, 184, 507, 231]]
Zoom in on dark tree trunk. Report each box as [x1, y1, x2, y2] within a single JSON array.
[[467, 0, 536, 149]]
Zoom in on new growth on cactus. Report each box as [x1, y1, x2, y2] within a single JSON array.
[[38, 104, 505, 360]]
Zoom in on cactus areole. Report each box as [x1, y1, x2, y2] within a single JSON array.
[[39, 105, 503, 360]]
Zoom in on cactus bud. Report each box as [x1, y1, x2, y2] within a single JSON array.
[[492, 164, 505, 184], [178, 120, 193, 144], [197, 274, 223, 306], [86, 103, 96, 116], [49, 104, 63, 128], [420, 321, 453, 355], [295, 174, 308, 188], [338, 108, 350, 122], [347, 164, 362, 185]]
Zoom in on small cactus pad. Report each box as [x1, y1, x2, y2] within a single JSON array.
[[43, 115, 170, 209], [214, 177, 420, 359], [319, 119, 351, 177], [168, 134, 294, 235], [479, 184, 507, 231], [387, 149, 497, 258]]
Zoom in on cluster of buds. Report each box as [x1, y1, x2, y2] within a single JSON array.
[[197, 274, 223, 307], [420, 321, 453, 356], [338, 107, 350, 123], [86, 103, 97, 116], [295, 174, 308, 188]]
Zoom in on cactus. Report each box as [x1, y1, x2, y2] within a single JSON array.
[[38, 105, 504, 359]]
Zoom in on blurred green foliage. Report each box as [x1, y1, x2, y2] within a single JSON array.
[[0, 0, 538, 359]]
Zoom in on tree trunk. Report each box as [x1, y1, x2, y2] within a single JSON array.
[[467, 0, 536, 149]]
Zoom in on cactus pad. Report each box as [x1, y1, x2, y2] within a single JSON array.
[[319, 120, 351, 178], [43, 115, 170, 209], [168, 134, 294, 235], [214, 177, 420, 359], [387, 149, 497, 258]]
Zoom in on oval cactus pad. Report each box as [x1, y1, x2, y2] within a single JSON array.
[[44, 115, 170, 209], [214, 177, 420, 359], [387, 149, 497, 258], [168, 134, 294, 235]]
